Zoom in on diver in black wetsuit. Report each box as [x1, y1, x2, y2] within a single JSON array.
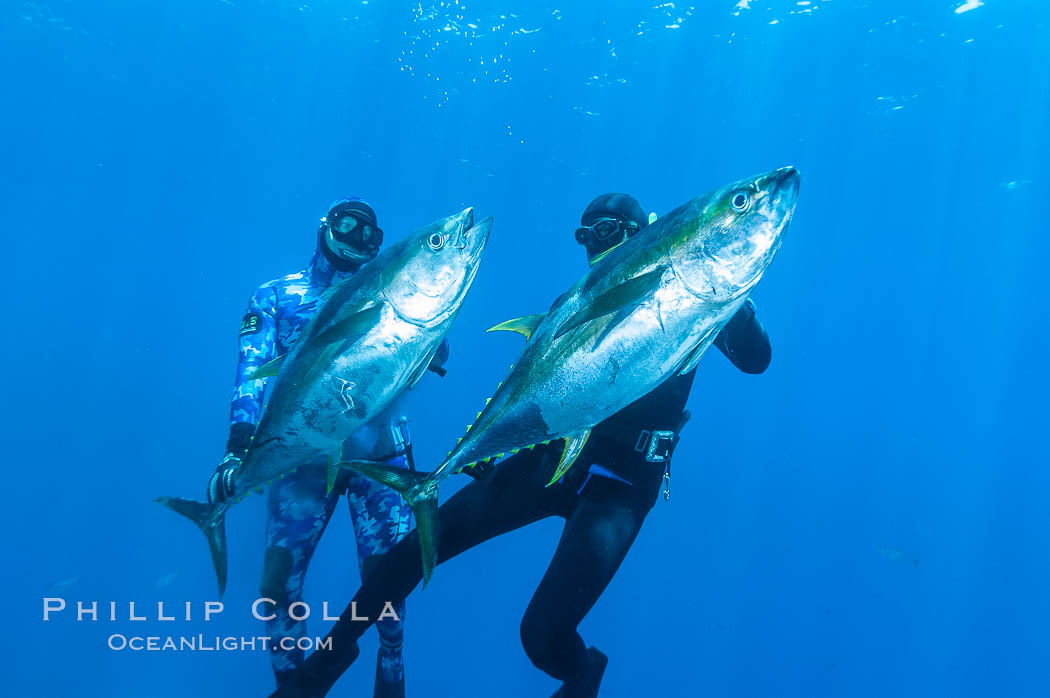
[[270, 193, 772, 698]]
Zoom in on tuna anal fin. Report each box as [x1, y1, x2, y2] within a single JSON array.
[[337, 459, 427, 496], [411, 489, 440, 588], [250, 355, 286, 380], [155, 497, 228, 597], [338, 459, 442, 587], [546, 429, 591, 486], [487, 313, 547, 341], [555, 267, 666, 340]]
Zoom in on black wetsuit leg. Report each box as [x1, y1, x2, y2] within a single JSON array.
[[276, 448, 566, 696], [359, 448, 563, 607], [273, 450, 659, 698], [519, 483, 650, 682]]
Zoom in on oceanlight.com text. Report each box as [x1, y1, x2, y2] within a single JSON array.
[[106, 634, 333, 652]]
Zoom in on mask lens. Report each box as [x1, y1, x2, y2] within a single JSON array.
[[330, 212, 383, 252], [328, 211, 356, 243], [361, 223, 383, 248], [591, 218, 623, 240]]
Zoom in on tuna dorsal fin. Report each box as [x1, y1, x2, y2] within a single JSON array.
[[250, 354, 287, 380], [554, 267, 667, 340], [487, 313, 547, 341], [304, 303, 383, 355], [546, 428, 591, 486]]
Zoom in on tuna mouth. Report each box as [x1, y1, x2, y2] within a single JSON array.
[[453, 207, 475, 249], [770, 166, 800, 205], [462, 215, 492, 262]]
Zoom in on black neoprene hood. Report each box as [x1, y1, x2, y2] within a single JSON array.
[[581, 193, 647, 228]]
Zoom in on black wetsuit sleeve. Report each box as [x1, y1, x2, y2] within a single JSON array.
[[713, 298, 771, 374]]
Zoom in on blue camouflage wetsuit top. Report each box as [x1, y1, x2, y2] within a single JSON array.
[[229, 229, 412, 688]]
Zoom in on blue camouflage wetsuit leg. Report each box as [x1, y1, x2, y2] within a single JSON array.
[[226, 231, 414, 691], [263, 456, 411, 684]]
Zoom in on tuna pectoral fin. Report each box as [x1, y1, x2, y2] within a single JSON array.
[[487, 313, 547, 341], [154, 497, 228, 597], [546, 429, 591, 486], [304, 303, 383, 355], [338, 460, 441, 587], [554, 267, 667, 340], [677, 325, 721, 376], [298, 305, 384, 388], [250, 354, 287, 380]]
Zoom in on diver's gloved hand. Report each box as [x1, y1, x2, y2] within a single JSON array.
[[209, 422, 253, 505], [723, 297, 757, 335], [428, 339, 450, 377], [208, 453, 240, 505], [462, 458, 496, 481]]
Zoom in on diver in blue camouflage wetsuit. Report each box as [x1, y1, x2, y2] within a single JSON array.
[[208, 198, 442, 698]]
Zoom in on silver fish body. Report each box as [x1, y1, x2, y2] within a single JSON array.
[[157, 208, 492, 594], [445, 167, 798, 478], [350, 167, 799, 584]]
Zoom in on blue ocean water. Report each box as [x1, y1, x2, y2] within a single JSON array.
[[3, 0, 1048, 695]]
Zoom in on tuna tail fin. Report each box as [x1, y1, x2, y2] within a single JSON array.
[[154, 496, 227, 597], [337, 460, 440, 587]]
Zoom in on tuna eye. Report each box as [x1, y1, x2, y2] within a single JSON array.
[[428, 233, 445, 250], [731, 192, 750, 213]]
